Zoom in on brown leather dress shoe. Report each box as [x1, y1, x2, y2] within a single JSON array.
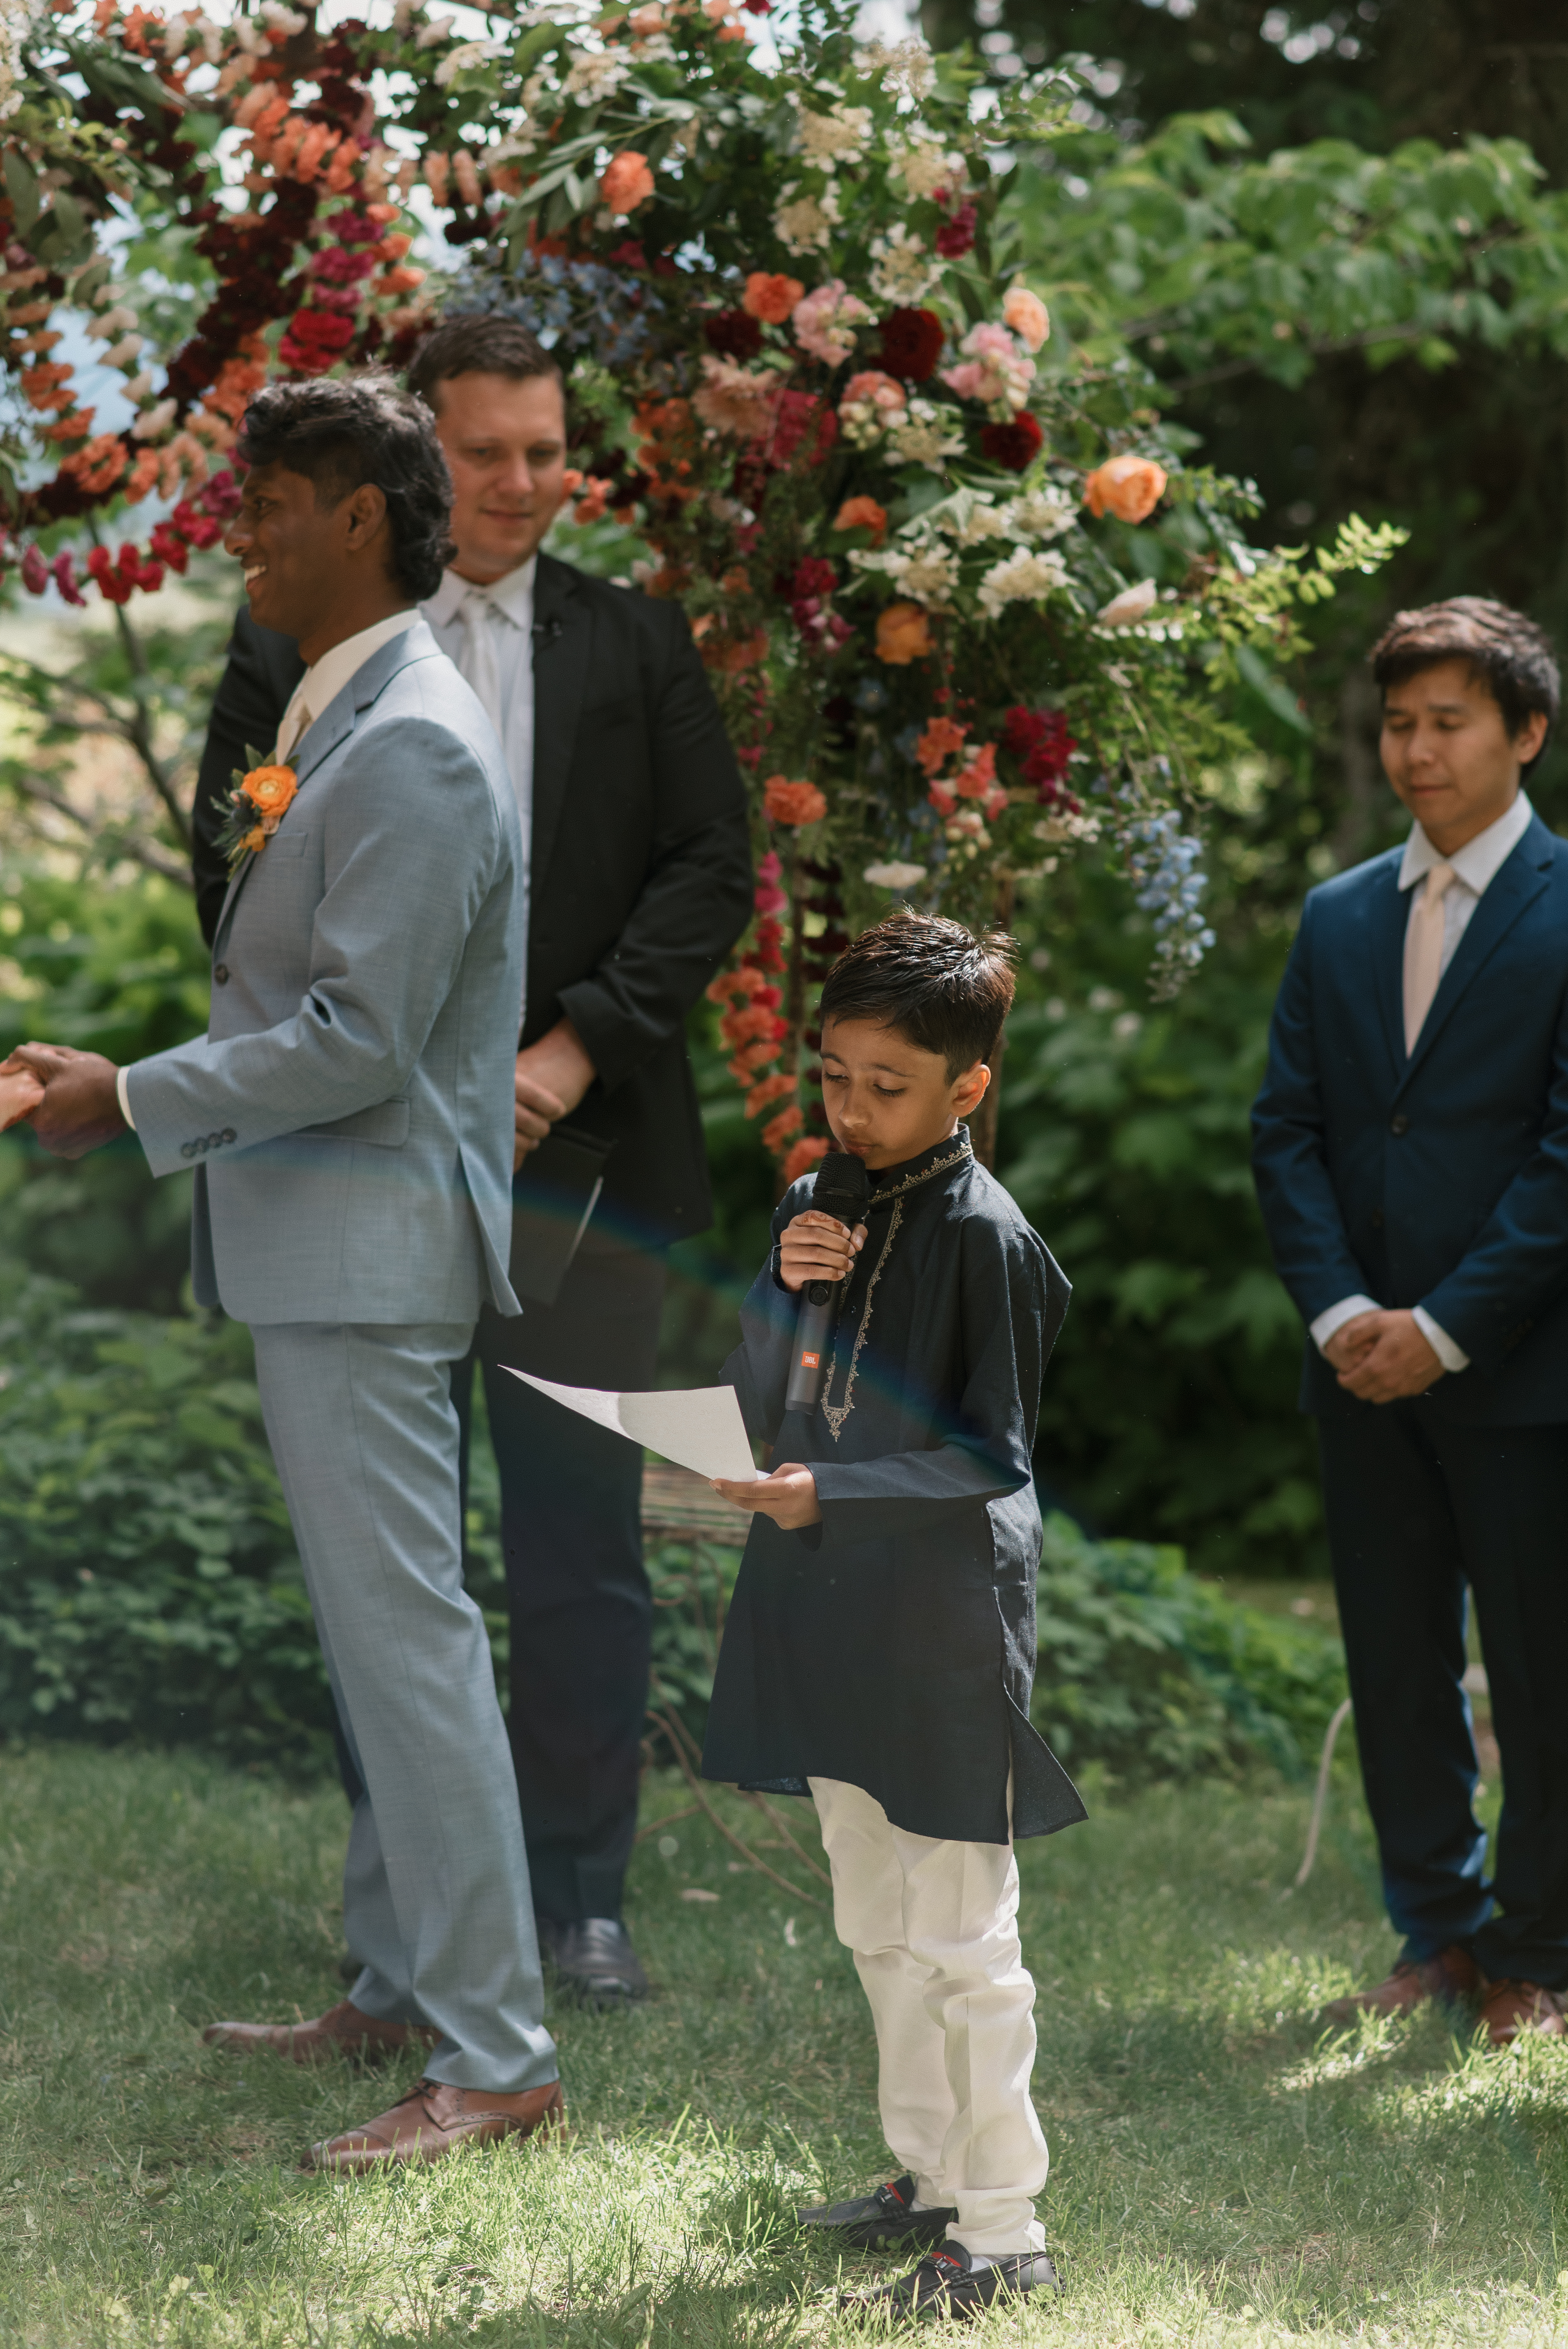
[[1479, 1978, 1568, 2047], [1320, 1943, 1480, 2024], [302, 2076, 566, 2174], [202, 1997, 438, 2065]]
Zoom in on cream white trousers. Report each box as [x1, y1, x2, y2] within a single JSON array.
[[810, 1775, 1049, 2258]]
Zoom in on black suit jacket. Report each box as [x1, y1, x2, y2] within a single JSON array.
[[191, 553, 754, 1241]]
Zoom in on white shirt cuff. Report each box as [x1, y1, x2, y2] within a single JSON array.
[[116, 1063, 136, 1131], [1413, 1305, 1469, 1373], [1310, 1294, 1379, 1355]]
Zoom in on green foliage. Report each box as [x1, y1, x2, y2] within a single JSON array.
[[0, 864, 211, 1311], [0, 1274, 330, 1763], [1011, 121, 1568, 390], [1033, 1513, 1345, 1784], [999, 839, 1323, 1580]]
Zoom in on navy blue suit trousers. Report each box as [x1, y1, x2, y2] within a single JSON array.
[[1254, 811, 1568, 1983]]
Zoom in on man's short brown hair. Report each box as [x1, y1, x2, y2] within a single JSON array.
[[1370, 596, 1560, 775], [407, 312, 562, 411]]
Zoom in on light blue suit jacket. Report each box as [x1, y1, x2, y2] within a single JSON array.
[[127, 621, 525, 1327]]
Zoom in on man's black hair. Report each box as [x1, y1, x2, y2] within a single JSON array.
[[819, 911, 1017, 1080], [408, 312, 562, 410], [1370, 596, 1560, 778], [234, 373, 454, 602]]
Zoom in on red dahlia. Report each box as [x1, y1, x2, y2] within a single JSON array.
[[980, 413, 1043, 472], [704, 309, 764, 361], [934, 204, 977, 258], [878, 306, 944, 382]]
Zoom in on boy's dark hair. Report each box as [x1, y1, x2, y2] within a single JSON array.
[[408, 312, 562, 411], [820, 912, 1017, 1078], [1370, 597, 1560, 776], [235, 374, 454, 602]]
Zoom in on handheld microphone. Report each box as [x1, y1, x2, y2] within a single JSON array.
[[785, 1149, 871, 1415]]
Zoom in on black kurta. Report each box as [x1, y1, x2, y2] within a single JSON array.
[[702, 1129, 1087, 1845]]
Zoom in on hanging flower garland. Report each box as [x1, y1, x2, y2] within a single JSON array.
[[2, 0, 1403, 1178]]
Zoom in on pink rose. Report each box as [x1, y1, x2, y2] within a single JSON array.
[[792, 280, 872, 365]]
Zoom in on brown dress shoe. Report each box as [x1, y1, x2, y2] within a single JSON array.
[[1479, 1978, 1568, 2047], [302, 2076, 565, 2174], [202, 1997, 438, 2065], [1320, 1943, 1480, 2024]]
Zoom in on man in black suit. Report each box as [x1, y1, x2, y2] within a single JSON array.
[[193, 314, 754, 2002], [1252, 597, 1568, 2046]]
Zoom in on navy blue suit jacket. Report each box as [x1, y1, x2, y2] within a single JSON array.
[[1252, 811, 1568, 1423]]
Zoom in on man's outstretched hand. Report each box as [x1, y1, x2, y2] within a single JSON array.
[[12, 1043, 127, 1160], [1326, 1307, 1444, 1404]]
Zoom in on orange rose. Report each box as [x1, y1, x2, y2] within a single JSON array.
[[1003, 287, 1050, 353], [600, 151, 656, 216], [697, 623, 770, 673], [1083, 454, 1168, 524], [916, 715, 967, 775], [244, 764, 299, 818], [742, 271, 805, 323], [764, 775, 828, 825], [875, 602, 933, 666], [832, 495, 888, 546]]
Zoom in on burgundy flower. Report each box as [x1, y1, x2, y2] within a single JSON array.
[[1003, 704, 1077, 797], [934, 203, 977, 259], [279, 308, 358, 375], [705, 309, 765, 362], [980, 412, 1044, 472], [878, 306, 944, 382]]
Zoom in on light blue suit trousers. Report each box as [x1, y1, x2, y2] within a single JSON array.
[[252, 1318, 556, 2093]]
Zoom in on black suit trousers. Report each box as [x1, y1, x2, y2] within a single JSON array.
[[1317, 1407, 1568, 1986], [453, 1228, 667, 1925]]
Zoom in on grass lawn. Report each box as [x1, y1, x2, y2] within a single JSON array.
[[2, 1746, 1565, 2347]]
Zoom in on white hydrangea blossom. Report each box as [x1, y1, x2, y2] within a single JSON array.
[[0, 0, 47, 118], [869, 225, 941, 306], [925, 489, 1014, 546], [977, 546, 1070, 618], [797, 103, 873, 167], [864, 860, 929, 891], [435, 37, 504, 86], [1005, 483, 1077, 541], [562, 46, 631, 100], [850, 542, 960, 607], [851, 37, 936, 101], [887, 130, 962, 200], [886, 399, 965, 471], [774, 182, 839, 256]]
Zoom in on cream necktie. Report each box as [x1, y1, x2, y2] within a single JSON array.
[[456, 589, 504, 736], [1402, 859, 1458, 1054], [273, 699, 311, 766]]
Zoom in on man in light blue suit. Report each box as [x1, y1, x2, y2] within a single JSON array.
[[1252, 597, 1568, 2049], [19, 376, 562, 2170]]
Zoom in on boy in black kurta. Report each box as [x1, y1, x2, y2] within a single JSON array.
[[704, 913, 1084, 2323]]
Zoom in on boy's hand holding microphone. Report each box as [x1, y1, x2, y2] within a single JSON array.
[[711, 1159, 869, 1531]]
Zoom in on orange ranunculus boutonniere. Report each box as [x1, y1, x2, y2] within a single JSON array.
[[217, 758, 300, 871]]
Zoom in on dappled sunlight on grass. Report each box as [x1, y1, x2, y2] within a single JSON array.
[[2, 1749, 1567, 2344]]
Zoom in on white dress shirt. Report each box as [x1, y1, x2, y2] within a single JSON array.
[[1310, 791, 1536, 1376], [422, 558, 537, 873], [117, 609, 424, 1131]]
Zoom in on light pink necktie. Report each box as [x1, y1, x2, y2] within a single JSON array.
[[1402, 860, 1457, 1054]]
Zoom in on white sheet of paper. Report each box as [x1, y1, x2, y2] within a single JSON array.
[[502, 1369, 760, 1482]]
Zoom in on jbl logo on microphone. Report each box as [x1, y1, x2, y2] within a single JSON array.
[[799, 1350, 820, 1369]]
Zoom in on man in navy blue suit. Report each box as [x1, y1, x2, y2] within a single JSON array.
[[1253, 596, 1568, 2047]]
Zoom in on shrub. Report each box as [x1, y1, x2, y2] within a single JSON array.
[[0, 1274, 332, 1764], [1032, 1511, 1346, 1783]]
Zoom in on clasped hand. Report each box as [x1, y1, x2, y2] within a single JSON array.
[[3, 1042, 125, 1158], [513, 1015, 596, 1171], [1324, 1307, 1444, 1403]]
